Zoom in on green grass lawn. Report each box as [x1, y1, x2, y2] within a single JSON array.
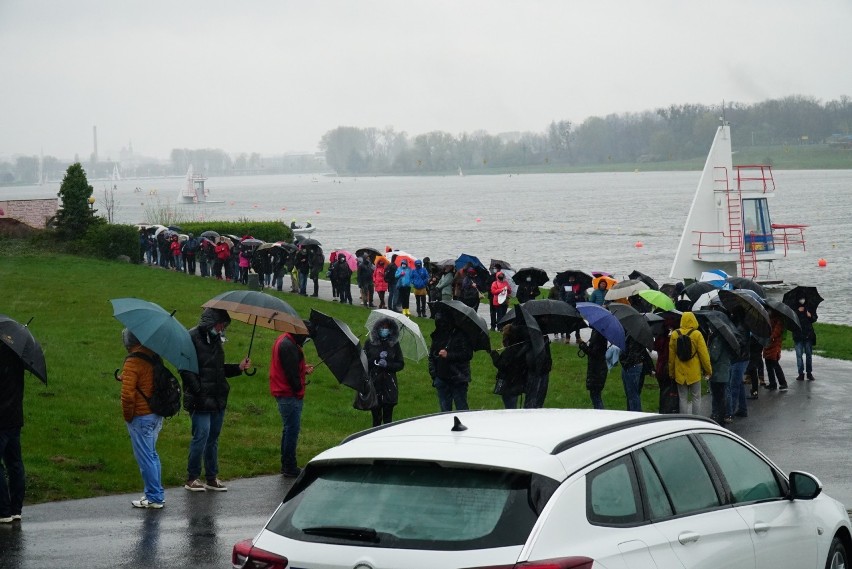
[[0, 246, 848, 503]]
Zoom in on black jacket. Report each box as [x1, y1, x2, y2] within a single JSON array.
[[0, 346, 25, 429], [331, 260, 353, 287], [181, 327, 242, 412], [792, 303, 817, 343], [579, 330, 608, 390], [428, 327, 473, 384], [363, 321, 404, 405]]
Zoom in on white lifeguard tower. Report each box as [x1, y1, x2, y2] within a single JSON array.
[[178, 165, 209, 204], [670, 121, 807, 281]]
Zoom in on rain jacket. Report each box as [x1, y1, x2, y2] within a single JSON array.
[[181, 308, 243, 412], [120, 344, 156, 422], [357, 257, 375, 288], [395, 264, 412, 288], [436, 272, 454, 301], [589, 287, 607, 305], [331, 259, 353, 288], [269, 333, 306, 399], [373, 263, 389, 292], [309, 250, 325, 279], [762, 314, 785, 360], [411, 265, 430, 291], [215, 241, 230, 261], [668, 312, 712, 385], [490, 273, 510, 306], [791, 302, 817, 343], [707, 332, 734, 384], [364, 319, 405, 406]]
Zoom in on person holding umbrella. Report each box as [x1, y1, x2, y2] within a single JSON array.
[[181, 308, 251, 492], [792, 294, 818, 381], [357, 253, 376, 307], [578, 329, 609, 409], [703, 315, 737, 425], [0, 343, 27, 523], [490, 270, 511, 330], [363, 318, 405, 427], [269, 322, 314, 478], [428, 310, 474, 411], [118, 329, 166, 509], [763, 312, 788, 391]]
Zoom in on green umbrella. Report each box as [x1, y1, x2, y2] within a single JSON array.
[[110, 298, 198, 373], [637, 289, 676, 312]]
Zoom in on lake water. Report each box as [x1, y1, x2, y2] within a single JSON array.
[[7, 169, 851, 324]]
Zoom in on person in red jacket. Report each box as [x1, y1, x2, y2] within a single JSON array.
[[490, 271, 511, 327], [269, 326, 313, 478]]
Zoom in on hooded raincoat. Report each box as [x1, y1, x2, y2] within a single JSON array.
[[668, 311, 712, 385]]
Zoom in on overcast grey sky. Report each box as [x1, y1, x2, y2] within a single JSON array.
[[2, 0, 851, 160]]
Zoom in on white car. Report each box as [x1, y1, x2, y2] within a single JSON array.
[[233, 409, 851, 569]]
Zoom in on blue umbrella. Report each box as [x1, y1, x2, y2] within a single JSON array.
[[575, 302, 626, 351], [454, 253, 487, 272], [110, 298, 198, 373]]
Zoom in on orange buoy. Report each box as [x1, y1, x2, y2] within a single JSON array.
[[315, 210, 321, 214], [818, 258, 827, 267], [634, 241, 644, 248], [475, 217, 481, 223]]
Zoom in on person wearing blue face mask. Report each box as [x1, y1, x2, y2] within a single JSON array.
[[363, 318, 405, 427]]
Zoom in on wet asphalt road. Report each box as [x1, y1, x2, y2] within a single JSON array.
[[2, 278, 851, 568]]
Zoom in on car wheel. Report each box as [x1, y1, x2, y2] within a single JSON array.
[[826, 536, 848, 569]]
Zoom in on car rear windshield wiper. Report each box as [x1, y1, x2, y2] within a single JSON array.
[[301, 526, 380, 543]]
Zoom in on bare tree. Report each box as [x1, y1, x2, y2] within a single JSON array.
[[101, 184, 118, 224]]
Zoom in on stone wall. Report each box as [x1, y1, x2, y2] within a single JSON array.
[[0, 198, 58, 229]]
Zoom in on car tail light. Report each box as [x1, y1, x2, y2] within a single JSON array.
[[464, 558, 595, 569], [232, 538, 289, 569]]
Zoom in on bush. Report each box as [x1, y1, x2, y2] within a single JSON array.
[[81, 223, 140, 261]]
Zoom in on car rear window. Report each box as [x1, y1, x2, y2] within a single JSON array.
[[266, 461, 540, 550]]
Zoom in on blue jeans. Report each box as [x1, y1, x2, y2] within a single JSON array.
[[126, 414, 164, 503], [728, 360, 749, 416], [276, 397, 303, 472], [795, 341, 813, 374], [387, 286, 398, 311], [0, 427, 25, 518], [589, 389, 604, 410], [187, 410, 225, 481], [621, 364, 643, 411], [298, 272, 308, 295], [433, 378, 469, 412]]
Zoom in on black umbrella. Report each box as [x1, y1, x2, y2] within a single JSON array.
[[644, 312, 665, 337], [683, 281, 718, 302], [694, 310, 740, 353], [608, 303, 654, 349], [553, 270, 593, 291], [432, 300, 490, 352], [355, 247, 382, 261], [497, 299, 584, 335], [725, 276, 766, 298], [297, 238, 322, 250], [513, 267, 549, 287], [308, 309, 368, 391], [515, 304, 545, 362], [199, 230, 220, 240], [718, 289, 771, 338], [782, 286, 824, 310], [628, 270, 660, 291], [0, 315, 47, 383], [764, 298, 801, 333], [489, 258, 512, 271]]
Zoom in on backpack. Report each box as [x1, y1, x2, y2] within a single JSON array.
[[127, 352, 182, 417], [675, 330, 696, 362]]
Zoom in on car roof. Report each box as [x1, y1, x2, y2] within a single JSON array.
[[311, 409, 721, 481]]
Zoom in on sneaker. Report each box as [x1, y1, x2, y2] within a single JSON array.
[[779, 384, 788, 391], [807, 373, 815, 381], [281, 467, 302, 478], [11, 514, 21, 521], [0, 516, 12, 524], [184, 479, 206, 492], [204, 479, 228, 492], [131, 497, 164, 509]]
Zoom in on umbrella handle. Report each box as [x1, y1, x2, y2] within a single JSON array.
[[113, 368, 122, 382], [244, 367, 257, 376]]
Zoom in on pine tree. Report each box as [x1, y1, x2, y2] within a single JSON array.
[[55, 163, 95, 238]]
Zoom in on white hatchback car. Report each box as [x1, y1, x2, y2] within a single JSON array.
[[233, 409, 851, 569]]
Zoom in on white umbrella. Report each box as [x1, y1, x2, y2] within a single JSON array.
[[692, 289, 720, 311], [604, 279, 650, 301], [699, 269, 729, 287], [365, 309, 428, 362]]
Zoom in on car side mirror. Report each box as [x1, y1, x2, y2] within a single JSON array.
[[789, 471, 822, 500]]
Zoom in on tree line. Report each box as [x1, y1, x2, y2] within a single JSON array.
[[320, 95, 852, 175]]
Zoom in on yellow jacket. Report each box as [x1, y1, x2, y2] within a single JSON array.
[[668, 312, 712, 385], [120, 344, 156, 422]]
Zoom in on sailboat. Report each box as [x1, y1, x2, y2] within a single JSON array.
[[670, 120, 807, 281]]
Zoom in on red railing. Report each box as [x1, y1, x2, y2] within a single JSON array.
[[771, 224, 808, 255], [693, 228, 806, 259], [735, 165, 775, 193]]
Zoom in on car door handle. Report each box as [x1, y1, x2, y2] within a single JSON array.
[[754, 522, 771, 534], [678, 531, 701, 545]]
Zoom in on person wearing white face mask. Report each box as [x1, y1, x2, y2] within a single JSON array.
[[792, 297, 817, 381], [363, 318, 404, 427], [515, 276, 540, 304]]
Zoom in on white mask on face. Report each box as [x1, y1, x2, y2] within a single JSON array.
[[799, 299, 806, 305]]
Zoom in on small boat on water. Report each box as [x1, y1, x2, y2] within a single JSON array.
[[670, 120, 807, 281], [290, 220, 316, 235], [178, 165, 223, 204]]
